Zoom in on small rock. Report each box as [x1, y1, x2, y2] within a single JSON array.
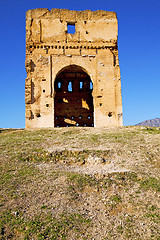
[[14, 212, 18, 216]]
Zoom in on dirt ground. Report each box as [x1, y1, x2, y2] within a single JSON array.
[[0, 126, 160, 239]]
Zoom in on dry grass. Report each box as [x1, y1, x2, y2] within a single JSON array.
[[0, 126, 160, 239]]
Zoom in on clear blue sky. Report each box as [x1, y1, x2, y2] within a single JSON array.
[[0, 0, 159, 128]]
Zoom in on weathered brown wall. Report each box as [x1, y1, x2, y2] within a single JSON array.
[[25, 8, 123, 128]]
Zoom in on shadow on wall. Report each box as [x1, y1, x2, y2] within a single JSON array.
[[54, 98, 94, 127]]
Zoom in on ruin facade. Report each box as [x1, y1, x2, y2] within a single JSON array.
[[25, 8, 123, 128]]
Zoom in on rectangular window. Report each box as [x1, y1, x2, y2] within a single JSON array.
[[79, 81, 83, 91], [90, 81, 93, 90], [68, 81, 73, 92], [58, 82, 61, 89], [57, 81, 62, 92], [67, 23, 75, 34]]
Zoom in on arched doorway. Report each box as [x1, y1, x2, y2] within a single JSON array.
[[54, 65, 94, 127]]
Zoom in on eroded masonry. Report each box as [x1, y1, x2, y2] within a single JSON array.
[[25, 8, 123, 128]]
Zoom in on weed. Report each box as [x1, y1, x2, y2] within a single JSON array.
[[140, 177, 160, 191], [149, 205, 157, 211], [117, 225, 123, 233], [0, 210, 91, 239], [41, 205, 47, 209], [110, 194, 122, 203], [67, 172, 98, 190], [142, 127, 160, 134]]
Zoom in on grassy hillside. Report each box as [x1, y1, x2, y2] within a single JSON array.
[[0, 126, 160, 239]]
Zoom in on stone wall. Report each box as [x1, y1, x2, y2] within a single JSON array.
[[25, 8, 123, 128]]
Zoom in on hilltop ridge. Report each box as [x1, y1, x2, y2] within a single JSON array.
[[136, 118, 160, 127]]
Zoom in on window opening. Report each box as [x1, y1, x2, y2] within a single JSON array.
[[43, 90, 45, 93], [79, 81, 83, 90], [57, 81, 62, 89], [67, 23, 75, 34], [68, 81, 73, 92], [88, 115, 91, 119], [79, 115, 82, 119], [90, 81, 93, 90], [71, 116, 74, 119]]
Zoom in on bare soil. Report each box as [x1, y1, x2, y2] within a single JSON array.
[[0, 126, 160, 239]]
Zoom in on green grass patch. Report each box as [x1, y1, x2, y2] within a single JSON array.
[[67, 172, 98, 190], [142, 127, 160, 134], [140, 177, 160, 191], [0, 210, 91, 240]]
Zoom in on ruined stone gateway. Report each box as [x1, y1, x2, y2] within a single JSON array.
[[25, 8, 123, 128]]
